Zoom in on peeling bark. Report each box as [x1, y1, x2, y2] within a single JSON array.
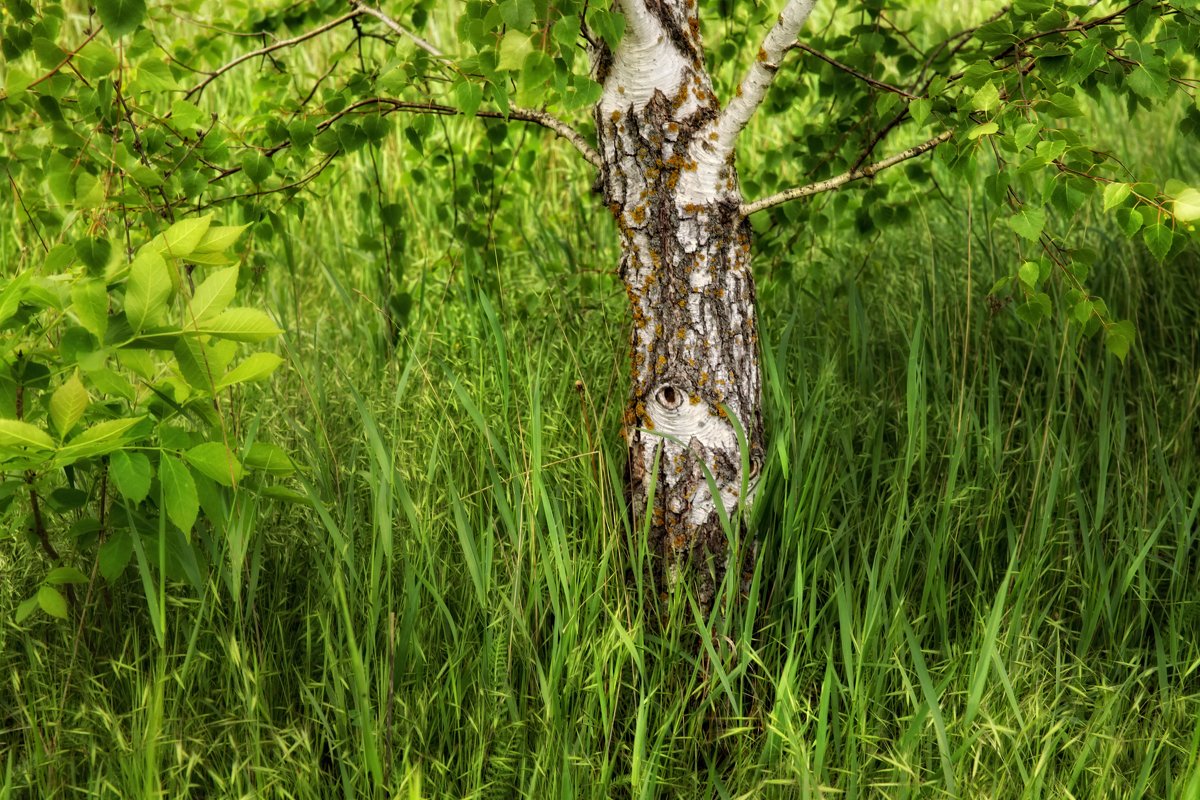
[[595, 0, 764, 610]]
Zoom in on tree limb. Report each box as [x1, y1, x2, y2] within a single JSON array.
[[329, 98, 602, 169], [184, 9, 364, 99], [787, 42, 917, 100], [26, 27, 103, 92], [709, 0, 818, 158], [348, 2, 601, 169], [740, 129, 953, 216], [183, 3, 600, 170], [349, 0, 451, 63]]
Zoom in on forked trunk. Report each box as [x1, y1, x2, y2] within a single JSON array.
[[594, 2, 764, 609]]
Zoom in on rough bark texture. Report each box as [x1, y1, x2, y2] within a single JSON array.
[[594, 1, 764, 610]]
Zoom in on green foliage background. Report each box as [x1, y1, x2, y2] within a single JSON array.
[[2, 0, 1200, 797]]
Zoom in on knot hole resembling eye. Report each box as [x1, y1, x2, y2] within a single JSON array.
[[657, 385, 681, 410]]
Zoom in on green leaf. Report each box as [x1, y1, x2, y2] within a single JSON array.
[[498, 30, 533, 71], [193, 225, 248, 254], [37, 585, 68, 619], [1118, 207, 1145, 238], [1017, 260, 1040, 289], [98, 530, 133, 581], [192, 308, 283, 342], [1127, 63, 1169, 101], [185, 442, 243, 486], [215, 352, 284, 389], [1105, 319, 1135, 361], [46, 566, 89, 585], [0, 420, 56, 452], [1172, 187, 1200, 223], [185, 266, 237, 324], [970, 81, 1000, 113], [1014, 292, 1052, 326], [49, 373, 89, 438], [909, 98, 931, 126], [244, 441, 295, 475], [125, 248, 173, 333], [1008, 206, 1046, 241], [150, 215, 213, 260], [173, 337, 215, 390], [110, 450, 152, 503], [0, 270, 32, 327], [74, 39, 117, 79], [160, 454, 198, 534], [1013, 122, 1040, 149], [95, 0, 146, 38], [1072, 298, 1093, 324], [71, 278, 109, 340], [76, 236, 112, 272], [241, 152, 274, 184], [56, 417, 144, 463], [1142, 223, 1173, 262], [171, 99, 206, 130], [455, 79, 483, 118], [967, 121, 998, 140], [74, 172, 106, 208], [1102, 182, 1131, 211], [15, 596, 40, 623], [289, 120, 316, 150]]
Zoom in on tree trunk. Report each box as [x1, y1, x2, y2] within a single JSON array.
[[594, 2, 764, 610]]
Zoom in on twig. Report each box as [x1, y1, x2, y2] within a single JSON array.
[[740, 129, 953, 216], [184, 10, 364, 99], [27, 27, 103, 91], [788, 42, 917, 99], [316, 97, 601, 169], [349, 1, 450, 64]]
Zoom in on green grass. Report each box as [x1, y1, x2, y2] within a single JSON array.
[[4, 22, 1200, 800]]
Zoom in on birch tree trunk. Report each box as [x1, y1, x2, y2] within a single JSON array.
[[593, 0, 814, 609]]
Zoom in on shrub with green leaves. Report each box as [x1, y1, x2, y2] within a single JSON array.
[[0, 215, 292, 624]]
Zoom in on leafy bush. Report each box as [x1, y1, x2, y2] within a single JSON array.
[[0, 215, 292, 624]]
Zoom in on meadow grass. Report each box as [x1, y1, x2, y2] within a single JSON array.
[[4, 9, 1200, 799]]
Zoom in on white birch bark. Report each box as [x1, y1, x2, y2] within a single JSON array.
[[594, 0, 811, 606]]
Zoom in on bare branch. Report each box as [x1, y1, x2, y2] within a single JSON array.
[[182, 3, 599, 170], [26, 27, 103, 92], [348, 3, 600, 169], [350, 1, 450, 63], [709, 0, 818, 158], [334, 98, 602, 169], [787, 42, 917, 100], [740, 129, 953, 216], [185, 10, 364, 99]]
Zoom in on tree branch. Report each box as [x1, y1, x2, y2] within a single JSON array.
[[349, 1, 449, 63], [326, 98, 602, 169], [740, 129, 953, 216], [184, 9, 364, 99], [26, 27, 103, 92], [787, 42, 917, 100], [351, 3, 598, 166], [709, 0, 818, 157]]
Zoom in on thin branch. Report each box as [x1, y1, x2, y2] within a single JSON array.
[[184, 9, 364, 99], [350, 1, 449, 63], [787, 42, 917, 100], [26, 27, 103, 91], [710, 0, 818, 157], [323, 97, 602, 169], [740, 129, 953, 216], [350, 3, 599, 167]]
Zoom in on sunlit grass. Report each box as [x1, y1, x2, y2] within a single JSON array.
[[3, 4, 1200, 798]]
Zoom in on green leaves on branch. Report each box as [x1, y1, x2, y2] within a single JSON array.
[[95, 0, 147, 39], [1, 215, 293, 624]]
